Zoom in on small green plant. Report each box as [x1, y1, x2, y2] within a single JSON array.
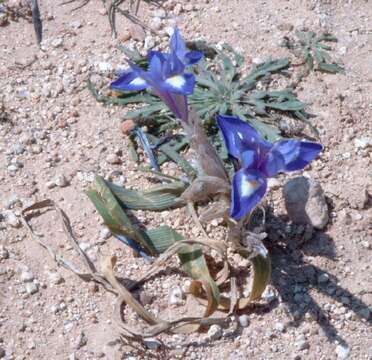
[[282, 30, 344, 74]]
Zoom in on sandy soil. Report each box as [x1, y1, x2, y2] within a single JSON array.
[[0, 0, 371, 359]]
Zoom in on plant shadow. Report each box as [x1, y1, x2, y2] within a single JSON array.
[[265, 210, 371, 348]]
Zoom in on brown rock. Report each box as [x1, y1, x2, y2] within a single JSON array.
[[121, 119, 136, 135]]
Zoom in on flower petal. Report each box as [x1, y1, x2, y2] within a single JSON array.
[[170, 27, 187, 61], [217, 115, 272, 164], [261, 140, 323, 176], [231, 168, 267, 220], [185, 50, 203, 65], [110, 70, 148, 92], [162, 73, 196, 95]]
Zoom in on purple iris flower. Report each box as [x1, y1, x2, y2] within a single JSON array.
[[217, 115, 323, 220], [110, 28, 203, 123]]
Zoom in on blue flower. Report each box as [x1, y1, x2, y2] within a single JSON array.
[[111, 27, 202, 123], [217, 115, 323, 220]]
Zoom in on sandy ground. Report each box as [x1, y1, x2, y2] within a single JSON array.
[[0, 0, 371, 359]]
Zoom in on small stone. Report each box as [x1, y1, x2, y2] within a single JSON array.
[[139, 291, 153, 306], [283, 176, 329, 230], [121, 119, 136, 135], [262, 286, 277, 303], [0, 245, 9, 260], [79, 242, 91, 252], [358, 307, 370, 320], [3, 210, 21, 228], [51, 38, 63, 48], [0, 346, 5, 358], [99, 227, 111, 240], [268, 178, 281, 190], [21, 271, 34, 283], [238, 315, 249, 327], [129, 24, 146, 41], [153, 8, 166, 18], [207, 324, 223, 340], [295, 339, 309, 351], [184, 3, 194, 11], [173, 3, 183, 15], [252, 57, 264, 65], [46, 181, 57, 189], [69, 20, 82, 29], [55, 174, 69, 187], [144, 35, 155, 51], [47, 271, 64, 285], [278, 22, 294, 31], [97, 62, 113, 73], [169, 286, 184, 305], [106, 154, 121, 165], [75, 331, 87, 350], [317, 273, 329, 284], [354, 137, 371, 149], [25, 282, 39, 295], [274, 322, 286, 333], [144, 338, 162, 350], [336, 344, 350, 359], [120, 30, 131, 42]]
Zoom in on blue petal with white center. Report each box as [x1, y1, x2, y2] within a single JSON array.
[[217, 115, 323, 221], [231, 169, 267, 220], [111, 70, 149, 92]]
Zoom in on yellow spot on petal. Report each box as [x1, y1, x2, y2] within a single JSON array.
[[130, 77, 147, 86], [241, 179, 260, 197], [165, 75, 186, 89]]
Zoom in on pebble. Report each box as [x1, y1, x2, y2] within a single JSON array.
[[295, 337, 310, 350], [336, 344, 350, 359], [55, 174, 69, 187], [267, 178, 281, 190], [97, 62, 113, 73], [0, 347, 5, 358], [144, 338, 162, 350], [262, 286, 277, 303], [75, 331, 87, 349], [274, 322, 286, 333], [2, 210, 21, 229], [153, 8, 166, 18], [144, 36, 155, 51], [47, 271, 64, 285], [169, 286, 184, 305], [106, 154, 121, 165], [21, 271, 34, 283], [46, 181, 57, 189], [238, 314, 249, 327], [0, 245, 9, 260], [25, 282, 39, 295], [283, 176, 329, 230], [358, 307, 370, 320], [354, 137, 371, 149], [317, 273, 329, 284], [99, 227, 111, 240], [51, 38, 63, 48], [207, 324, 223, 340]]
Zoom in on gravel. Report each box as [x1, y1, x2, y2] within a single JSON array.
[[207, 325, 223, 340]]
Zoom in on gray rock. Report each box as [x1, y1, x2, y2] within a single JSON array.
[[295, 337, 309, 350], [169, 286, 184, 305], [21, 271, 34, 283], [358, 307, 370, 320], [283, 176, 329, 229], [0, 245, 9, 260], [55, 174, 69, 187], [3, 210, 21, 228], [317, 273, 329, 284], [336, 344, 350, 359], [238, 314, 249, 327], [75, 331, 87, 349], [47, 271, 64, 285], [207, 324, 223, 340], [144, 338, 161, 350], [274, 322, 286, 333], [25, 282, 38, 295], [99, 227, 111, 240], [51, 38, 63, 48], [106, 154, 121, 165]]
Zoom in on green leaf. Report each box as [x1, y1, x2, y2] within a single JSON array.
[[249, 254, 272, 301], [106, 180, 187, 211], [266, 100, 306, 111], [86, 176, 158, 256], [317, 62, 344, 74]]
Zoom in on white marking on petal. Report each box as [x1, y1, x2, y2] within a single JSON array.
[[241, 178, 260, 197], [237, 131, 244, 140], [130, 77, 147, 87], [165, 75, 186, 89]]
